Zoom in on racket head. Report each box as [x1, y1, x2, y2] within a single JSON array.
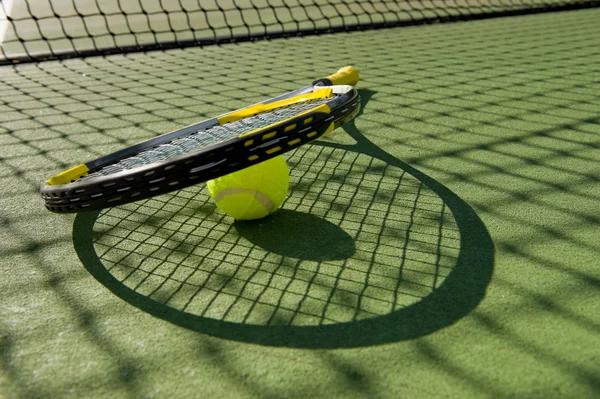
[[40, 84, 360, 213]]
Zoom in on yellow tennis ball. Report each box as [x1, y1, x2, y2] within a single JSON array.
[[206, 156, 290, 220]]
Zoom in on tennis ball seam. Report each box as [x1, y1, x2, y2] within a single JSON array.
[[214, 188, 275, 213]]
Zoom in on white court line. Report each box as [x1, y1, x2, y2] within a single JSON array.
[[0, 0, 15, 45]]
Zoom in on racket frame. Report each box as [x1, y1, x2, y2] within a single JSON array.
[[41, 86, 359, 213]]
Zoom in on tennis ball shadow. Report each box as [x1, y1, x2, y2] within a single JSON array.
[[233, 209, 355, 261]]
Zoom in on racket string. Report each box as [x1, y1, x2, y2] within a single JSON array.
[[82, 98, 331, 180]]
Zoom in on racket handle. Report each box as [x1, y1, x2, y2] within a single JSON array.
[[314, 66, 360, 87]]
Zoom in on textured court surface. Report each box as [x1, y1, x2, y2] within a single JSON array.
[[1, 9, 599, 399]]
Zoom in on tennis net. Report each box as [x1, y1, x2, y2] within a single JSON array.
[[1, 0, 598, 64]]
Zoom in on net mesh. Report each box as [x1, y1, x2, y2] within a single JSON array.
[[82, 97, 330, 179], [1, 0, 598, 64]]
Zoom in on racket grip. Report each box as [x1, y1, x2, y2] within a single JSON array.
[[314, 66, 360, 87]]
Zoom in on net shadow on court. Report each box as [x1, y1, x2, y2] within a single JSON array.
[[1, 12, 598, 394]]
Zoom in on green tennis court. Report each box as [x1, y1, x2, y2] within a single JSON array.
[[1, 1, 599, 398]]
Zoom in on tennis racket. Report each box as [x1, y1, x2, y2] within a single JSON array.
[[40, 67, 361, 213]]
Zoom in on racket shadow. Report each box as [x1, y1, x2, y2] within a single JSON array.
[[72, 89, 494, 348]]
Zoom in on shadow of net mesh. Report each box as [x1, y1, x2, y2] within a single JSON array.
[[91, 144, 460, 326], [1, 4, 598, 328], [1, 0, 598, 64]]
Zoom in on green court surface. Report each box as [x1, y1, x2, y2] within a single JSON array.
[[1, 8, 599, 399]]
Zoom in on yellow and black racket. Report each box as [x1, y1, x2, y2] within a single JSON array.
[[40, 67, 360, 213]]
